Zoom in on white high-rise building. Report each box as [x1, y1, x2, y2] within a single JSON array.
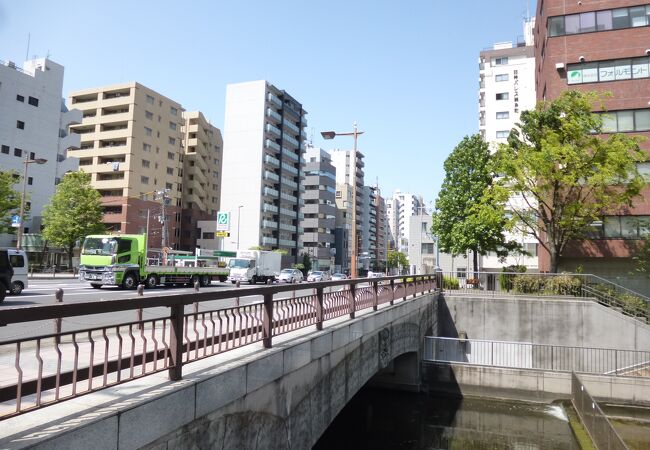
[[386, 190, 423, 254], [220, 81, 307, 266], [479, 17, 538, 271], [0, 58, 81, 248]]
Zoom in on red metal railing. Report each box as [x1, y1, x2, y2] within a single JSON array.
[[0, 275, 436, 419]]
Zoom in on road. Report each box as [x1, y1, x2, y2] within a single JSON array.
[[0, 279, 329, 342]]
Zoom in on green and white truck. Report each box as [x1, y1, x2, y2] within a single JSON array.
[[78, 234, 233, 289]]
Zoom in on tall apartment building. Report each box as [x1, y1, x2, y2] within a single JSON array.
[[300, 146, 336, 270], [0, 58, 81, 249], [371, 186, 389, 272], [535, 1, 650, 283], [220, 81, 306, 265], [330, 149, 365, 274], [479, 18, 539, 271], [386, 190, 424, 254], [68, 82, 222, 250]]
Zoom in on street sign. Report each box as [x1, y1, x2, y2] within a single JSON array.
[[216, 211, 230, 231], [216, 231, 230, 238], [11, 215, 20, 228]]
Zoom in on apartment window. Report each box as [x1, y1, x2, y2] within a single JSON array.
[[28, 96, 39, 107], [30, 151, 35, 159], [496, 111, 509, 119], [1, 145, 8, 154], [166, 167, 173, 175], [27, 177, 33, 185], [169, 137, 176, 145], [421, 243, 435, 254], [495, 57, 508, 65], [167, 151, 175, 160], [145, 111, 153, 120], [599, 109, 650, 133], [495, 74, 509, 82], [336, 190, 342, 198], [202, 232, 215, 240], [144, 127, 152, 136], [141, 176, 149, 184], [14, 148, 22, 157], [496, 130, 509, 139], [143, 143, 152, 152], [496, 92, 509, 100], [169, 122, 177, 131], [141, 159, 150, 168], [457, 268, 467, 278], [166, 182, 173, 190], [146, 94, 155, 105], [170, 106, 178, 116], [16, 120, 24, 129], [16, 95, 24, 102]]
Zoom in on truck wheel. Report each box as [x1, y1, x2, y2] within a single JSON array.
[[200, 275, 211, 287], [10, 281, 23, 295], [251, 276, 257, 285], [122, 273, 138, 289], [145, 274, 158, 289], [231, 280, 236, 284], [219, 275, 227, 282], [189, 275, 200, 287], [91, 283, 102, 289]]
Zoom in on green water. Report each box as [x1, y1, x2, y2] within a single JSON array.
[[314, 388, 580, 449]]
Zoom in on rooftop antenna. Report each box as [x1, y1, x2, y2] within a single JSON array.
[[25, 33, 30, 62], [309, 127, 315, 146]]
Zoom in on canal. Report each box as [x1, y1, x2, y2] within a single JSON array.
[[314, 387, 579, 449]]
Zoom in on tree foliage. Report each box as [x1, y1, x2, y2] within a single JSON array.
[[42, 172, 105, 267], [495, 90, 645, 272], [387, 251, 409, 272], [0, 171, 21, 234], [431, 134, 517, 273]]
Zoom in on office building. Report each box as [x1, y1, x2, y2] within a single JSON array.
[[385, 190, 424, 254], [535, 0, 650, 283], [0, 58, 81, 250], [220, 81, 306, 265]]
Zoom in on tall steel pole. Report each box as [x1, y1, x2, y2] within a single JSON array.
[[16, 156, 29, 250], [350, 123, 358, 279]]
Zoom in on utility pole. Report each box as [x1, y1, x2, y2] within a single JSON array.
[[155, 189, 171, 250]]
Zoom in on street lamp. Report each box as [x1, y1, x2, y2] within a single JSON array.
[[16, 156, 47, 250], [236, 205, 243, 250], [321, 123, 364, 279]]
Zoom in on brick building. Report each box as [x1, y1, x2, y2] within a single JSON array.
[[535, 1, 650, 283]]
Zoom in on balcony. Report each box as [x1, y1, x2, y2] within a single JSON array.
[[281, 176, 297, 189], [279, 239, 296, 247], [283, 148, 300, 162], [281, 164, 298, 176], [283, 134, 299, 148], [263, 186, 279, 197], [264, 154, 280, 167], [281, 192, 297, 203], [262, 236, 278, 246], [265, 139, 280, 152], [266, 108, 282, 123], [263, 203, 279, 213], [262, 220, 278, 229], [280, 222, 297, 232], [283, 120, 300, 134], [267, 92, 282, 108], [266, 123, 281, 137], [280, 207, 297, 218], [264, 170, 280, 182]]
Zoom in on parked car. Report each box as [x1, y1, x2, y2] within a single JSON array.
[[7, 249, 28, 294], [331, 273, 347, 281], [307, 271, 331, 282], [278, 268, 303, 283]]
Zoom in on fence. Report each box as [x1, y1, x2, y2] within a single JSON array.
[[0, 275, 436, 419], [424, 337, 650, 377], [572, 372, 629, 450], [438, 271, 650, 324]]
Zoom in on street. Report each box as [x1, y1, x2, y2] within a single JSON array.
[[0, 278, 334, 342]]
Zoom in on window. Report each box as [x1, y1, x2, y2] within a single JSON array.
[[598, 109, 650, 133], [30, 152, 35, 159], [169, 122, 177, 131], [565, 14, 580, 34], [495, 57, 508, 65], [170, 106, 178, 116], [167, 167, 174, 175], [421, 243, 435, 254], [141, 159, 150, 168], [202, 232, 215, 240], [145, 111, 153, 120], [143, 143, 152, 152], [579, 12, 596, 32], [9, 254, 24, 268], [1, 145, 8, 154], [495, 74, 509, 82], [457, 268, 467, 278], [16, 120, 24, 129], [166, 182, 173, 190], [144, 127, 152, 136], [496, 92, 509, 100], [612, 8, 630, 29], [141, 176, 149, 184], [169, 137, 176, 145], [549, 5, 650, 36], [16, 95, 24, 102], [28, 96, 39, 107], [496, 130, 509, 139], [14, 148, 22, 157], [167, 151, 175, 160], [596, 10, 613, 30], [27, 177, 33, 185], [549, 16, 565, 36], [496, 111, 509, 119], [146, 94, 155, 105]]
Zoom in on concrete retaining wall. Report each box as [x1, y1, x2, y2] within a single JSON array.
[[441, 295, 650, 351]]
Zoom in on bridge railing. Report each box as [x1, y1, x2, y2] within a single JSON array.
[[0, 275, 437, 419], [438, 271, 650, 324]]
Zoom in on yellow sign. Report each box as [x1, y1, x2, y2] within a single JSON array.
[[216, 231, 230, 237]]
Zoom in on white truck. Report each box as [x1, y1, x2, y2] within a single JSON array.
[[227, 250, 281, 284]]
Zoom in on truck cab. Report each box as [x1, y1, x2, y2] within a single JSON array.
[[79, 235, 142, 288], [227, 257, 256, 283]]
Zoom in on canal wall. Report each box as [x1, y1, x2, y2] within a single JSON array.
[[440, 295, 650, 351]]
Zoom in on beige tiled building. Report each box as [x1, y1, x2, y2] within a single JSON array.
[[67, 82, 222, 250]]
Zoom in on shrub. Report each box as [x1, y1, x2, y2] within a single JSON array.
[[512, 274, 544, 294], [443, 275, 460, 290], [543, 274, 582, 296], [499, 265, 527, 291]]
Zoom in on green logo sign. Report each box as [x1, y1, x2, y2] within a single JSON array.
[[216, 211, 230, 231]]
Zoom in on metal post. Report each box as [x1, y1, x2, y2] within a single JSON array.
[[349, 283, 356, 319], [390, 279, 395, 305], [54, 288, 63, 344], [350, 124, 358, 279], [262, 292, 274, 348], [403, 278, 407, 302], [136, 284, 144, 330], [168, 303, 184, 381], [315, 287, 324, 330], [235, 280, 240, 306], [16, 157, 29, 250], [193, 280, 200, 314], [372, 281, 378, 311]]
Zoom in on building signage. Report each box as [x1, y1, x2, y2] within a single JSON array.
[[216, 211, 230, 231], [513, 69, 519, 113], [11, 215, 20, 228], [216, 231, 230, 237]]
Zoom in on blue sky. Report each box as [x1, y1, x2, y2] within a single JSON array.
[[0, 0, 534, 204]]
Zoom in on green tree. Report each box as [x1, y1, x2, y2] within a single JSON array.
[[495, 90, 645, 273], [42, 172, 106, 268], [387, 250, 409, 274], [0, 171, 21, 234], [431, 134, 517, 275]]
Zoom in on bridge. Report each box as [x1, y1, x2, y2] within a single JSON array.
[[0, 275, 438, 449]]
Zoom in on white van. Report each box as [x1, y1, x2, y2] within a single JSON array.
[[7, 249, 28, 295]]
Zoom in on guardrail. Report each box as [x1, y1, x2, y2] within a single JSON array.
[[424, 337, 650, 377], [0, 275, 437, 419], [438, 271, 650, 324], [572, 372, 629, 450]]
